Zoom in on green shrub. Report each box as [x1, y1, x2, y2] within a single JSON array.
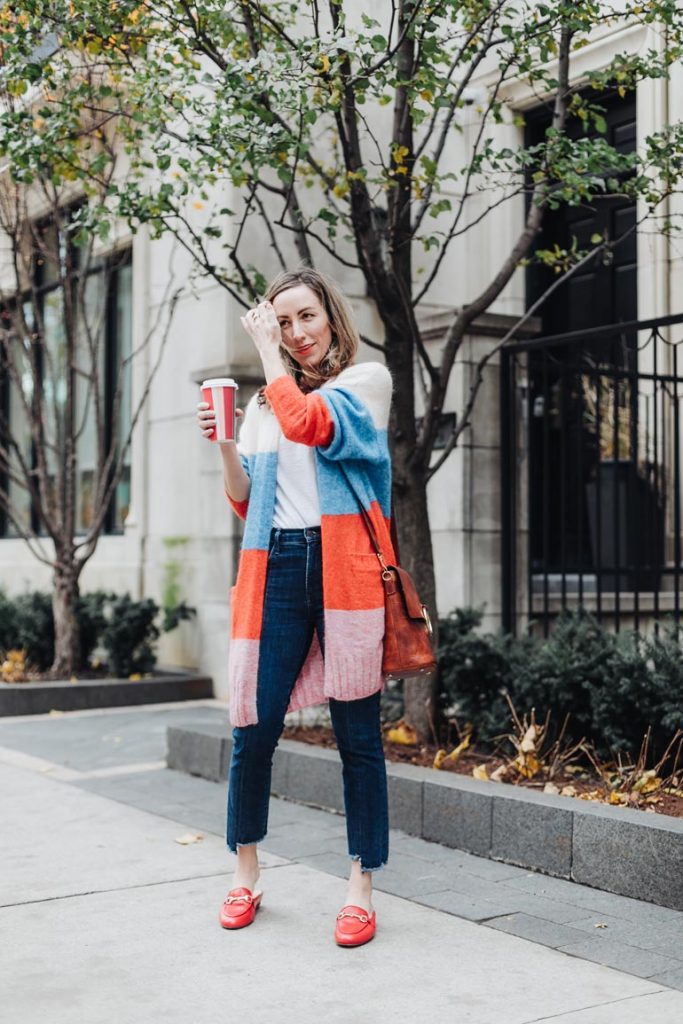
[[77, 590, 117, 666], [0, 588, 194, 677], [160, 599, 196, 634], [646, 621, 683, 737], [0, 589, 19, 652], [508, 609, 613, 744], [99, 595, 161, 677], [13, 592, 55, 670], [438, 607, 515, 742], [586, 629, 667, 757], [437, 606, 683, 760]]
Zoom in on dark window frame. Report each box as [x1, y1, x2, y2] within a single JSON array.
[[0, 213, 132, 540]]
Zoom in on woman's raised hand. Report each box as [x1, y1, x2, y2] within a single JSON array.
[[196, 402, 243, 441], [240, 300, 281, 358]]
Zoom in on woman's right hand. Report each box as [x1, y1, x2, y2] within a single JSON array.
[[196, 402, 243, 441]]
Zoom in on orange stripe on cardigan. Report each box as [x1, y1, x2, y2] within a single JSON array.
[[263, 375, 334, 447], [321, 505, 396, 610], [231, 549, 268, 638]]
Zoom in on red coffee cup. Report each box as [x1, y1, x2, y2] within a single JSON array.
[[201, 378, 239, 443]]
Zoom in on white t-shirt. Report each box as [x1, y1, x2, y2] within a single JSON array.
[[272, 434, 321, 528]]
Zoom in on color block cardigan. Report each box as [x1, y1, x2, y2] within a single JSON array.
[[226, 361, 395, 727]]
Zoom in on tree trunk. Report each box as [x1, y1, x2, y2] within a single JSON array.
[[51, 566, 82, 677], [390, 417, 440, 741], [384, 306, 440, 742]]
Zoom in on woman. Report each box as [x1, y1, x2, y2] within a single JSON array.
[[196, 268, 395, 947]]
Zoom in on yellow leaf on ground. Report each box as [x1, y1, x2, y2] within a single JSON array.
[[128, 673, 142, 681], [386, 720, 418, 746], [472, 764, 489, 781], [543, 782, 560, 794], [560, 784, 577, 797], [175, 833, 204, 845], [633, 770, 662, 794], [490, 764, 508, 783], [434, 734, 471, 770], [515, 753, 541, 779]]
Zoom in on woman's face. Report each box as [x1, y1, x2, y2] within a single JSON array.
[[272, 283, 333, 369]]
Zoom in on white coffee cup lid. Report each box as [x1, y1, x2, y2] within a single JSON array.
[[201, 378, 238, 388]]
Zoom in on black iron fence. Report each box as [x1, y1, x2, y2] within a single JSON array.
[[501, 314, 683, 636]]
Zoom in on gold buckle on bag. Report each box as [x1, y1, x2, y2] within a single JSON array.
[[376, 550, 393, 582]]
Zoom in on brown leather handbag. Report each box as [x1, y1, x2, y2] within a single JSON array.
[[347, 484, 437, 680]]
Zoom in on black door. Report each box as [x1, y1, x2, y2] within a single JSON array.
[[525, 90, 638, 576]]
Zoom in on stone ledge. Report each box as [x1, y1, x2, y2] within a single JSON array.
[[166, 723, 683, 912], [0, 670, 213, 716]]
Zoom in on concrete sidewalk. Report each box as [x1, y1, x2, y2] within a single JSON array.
[[2, 703, 683, 1024]]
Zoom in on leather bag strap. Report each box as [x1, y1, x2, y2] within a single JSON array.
[[337, 464, 386, 562]]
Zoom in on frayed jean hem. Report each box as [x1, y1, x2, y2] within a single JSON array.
[[227, 833, 267, 854], [349, 853, 387, 874]]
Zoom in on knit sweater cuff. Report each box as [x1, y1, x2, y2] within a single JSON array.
[[263, 374, 295, 400], [263, 374, 334, 446], [225, 487, 249, 520]]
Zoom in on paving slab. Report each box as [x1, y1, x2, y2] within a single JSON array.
[[3, 702, 683, 1018], [0, 761, 286, 907], [2, 760, 680, 1024], [560, 912, 683, 954], [530, 991, 683, 1023], [556, 936, 683, 979], [0, 702, 226, 772], [649, 966, 683, 992]]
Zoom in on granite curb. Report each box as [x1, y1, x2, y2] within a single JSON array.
[[166, 722, 683, 912], [0, 670, 213, 716]]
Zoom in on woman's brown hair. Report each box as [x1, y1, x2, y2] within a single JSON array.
[[255, 267, 359, 406]]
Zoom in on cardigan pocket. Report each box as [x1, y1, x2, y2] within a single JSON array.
[[332, 553, 385, 609]]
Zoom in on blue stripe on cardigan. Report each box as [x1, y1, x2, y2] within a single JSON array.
[[241, 451, 278, 551], [316, 431, 391, 517], [318, 388, 387, 464], [238, 383, 392, 550]]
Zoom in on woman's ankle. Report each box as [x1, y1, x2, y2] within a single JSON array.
[[232, 845, 260, 888]]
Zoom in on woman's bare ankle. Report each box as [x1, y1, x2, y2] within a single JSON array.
[[232, 845, 261, 891], [345, 861, 373, 913]]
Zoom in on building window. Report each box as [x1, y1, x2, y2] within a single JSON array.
[[0, 214, 132, 539]]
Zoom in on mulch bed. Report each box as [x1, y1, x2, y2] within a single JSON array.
[[282, 723, 683, 821]]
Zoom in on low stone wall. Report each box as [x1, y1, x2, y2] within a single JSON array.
[[166, 722, 683, 912], [0, 671, 213, 716]]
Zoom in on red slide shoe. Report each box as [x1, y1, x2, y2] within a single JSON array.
[[219, 887, 263, 929], [334, 905, 377, 947]]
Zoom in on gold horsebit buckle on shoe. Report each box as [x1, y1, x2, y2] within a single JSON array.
[[223, 893, 255, 905], [336, 910, 370, 923]]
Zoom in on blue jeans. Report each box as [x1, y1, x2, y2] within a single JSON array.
[[227, 525, 389, 872]]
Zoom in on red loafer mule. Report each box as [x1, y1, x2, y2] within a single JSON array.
[[219, 886, 263, 929], [334, 904, 377, 947]]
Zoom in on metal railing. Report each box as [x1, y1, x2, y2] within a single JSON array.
[[501, 314, 683, 636]]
